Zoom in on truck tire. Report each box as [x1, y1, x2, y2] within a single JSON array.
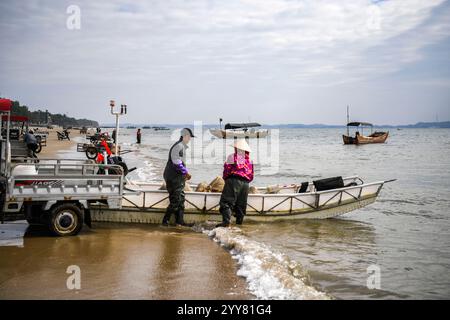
[[85, 146, 98, 160], [48, 203, 84, 236]]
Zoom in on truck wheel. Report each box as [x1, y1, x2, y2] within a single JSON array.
[[48, 203, 83, 236], [85, 146, 98, 160]]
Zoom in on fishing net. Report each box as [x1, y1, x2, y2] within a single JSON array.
[[195, 182, 209, 192], [266, 185, 281, 194], [249, 186, 259, 194], [209, 176, 225, 193]]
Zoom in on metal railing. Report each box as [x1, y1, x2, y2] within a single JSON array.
[[8, 160, 125, 197]]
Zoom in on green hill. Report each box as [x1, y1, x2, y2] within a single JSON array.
[[8, 100, 99, 127]]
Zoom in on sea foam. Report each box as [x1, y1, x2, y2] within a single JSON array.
[[206, 227, 330, 300]]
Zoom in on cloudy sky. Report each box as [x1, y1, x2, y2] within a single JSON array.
[[1, 0, 449, 125]]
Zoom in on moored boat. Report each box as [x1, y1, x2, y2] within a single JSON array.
[[90, 176, 394, 224], [342, 122, 389, 145], [210, 121, 268, 139]]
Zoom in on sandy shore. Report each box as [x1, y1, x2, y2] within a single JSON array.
[[0, 129, 252, 299], [0, 222, 250, 299], [38, 127, 85, 158]]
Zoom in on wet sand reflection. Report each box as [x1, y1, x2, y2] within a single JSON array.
[[0, 222, 251, 299]]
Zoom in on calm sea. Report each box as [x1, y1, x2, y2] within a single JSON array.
[[104, 127, 450, 299]]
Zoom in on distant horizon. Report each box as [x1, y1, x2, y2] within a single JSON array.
[[1, 1, 449, 125], [98, 120, 450, 128]]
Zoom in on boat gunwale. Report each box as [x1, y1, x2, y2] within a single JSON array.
[[124, 179, 385, 197]]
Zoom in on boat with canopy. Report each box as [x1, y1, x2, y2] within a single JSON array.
[[342, 122, 389, 145], [210, 120, 269, 139]]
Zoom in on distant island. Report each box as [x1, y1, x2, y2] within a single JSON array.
[[8, 99, 99, 127], [264, 122, 450, 129], [100, 121, 450, 129]]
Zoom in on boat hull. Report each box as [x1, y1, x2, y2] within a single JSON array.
[[90, 196, 377, 224], [89, 177, 385, 224], [210, 129, 269, 139], [343, 131, 389, 145]]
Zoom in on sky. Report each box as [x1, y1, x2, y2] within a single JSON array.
[[0, 0, 449, 125]]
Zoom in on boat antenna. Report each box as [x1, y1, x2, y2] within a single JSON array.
[[346, 105, 350, 136]]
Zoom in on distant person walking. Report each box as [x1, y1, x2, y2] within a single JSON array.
[[24, 130, 38, 158], [216, 139, 254, 228], [112, 129, 117, 144], [162, 128, 195, 227], [136, 129, 141, 144]]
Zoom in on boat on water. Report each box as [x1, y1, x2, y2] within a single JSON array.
[[342, 106, 389, 145], [153, 126, 170, 131], [90, 176, 394, 224], [342, 122, 389, 145], [210, 121, 269, 139]]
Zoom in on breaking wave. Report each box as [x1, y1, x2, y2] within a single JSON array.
[[206, 227, 331, 300], [129, 160, 157, 182]]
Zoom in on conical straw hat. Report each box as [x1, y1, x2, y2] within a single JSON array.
[[232, 139, 251, 152]]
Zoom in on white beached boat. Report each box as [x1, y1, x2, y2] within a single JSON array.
[[90, 176, 394, 224], [209, 122, 269, 139]]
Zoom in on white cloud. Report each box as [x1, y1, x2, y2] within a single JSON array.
[[0, 0, 449, 123]]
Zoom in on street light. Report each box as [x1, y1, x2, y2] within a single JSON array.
[[109, 100, 127, 155]]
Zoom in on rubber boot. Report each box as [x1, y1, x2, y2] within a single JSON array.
[[162, 210, 172, 226], [175, 209, 194, 227], [216, 208, 231, 228]]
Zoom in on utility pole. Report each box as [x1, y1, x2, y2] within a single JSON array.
[[109, 100, 127, 155]]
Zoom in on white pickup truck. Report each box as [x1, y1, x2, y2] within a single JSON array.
[[0, 155, 127, 236]]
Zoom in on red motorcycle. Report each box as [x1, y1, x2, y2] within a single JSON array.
[[95, 139, 135, 176]]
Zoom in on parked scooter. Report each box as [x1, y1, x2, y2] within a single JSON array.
[[57, 129, 70, 141]]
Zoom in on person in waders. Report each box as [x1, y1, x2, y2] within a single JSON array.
[[136, 128, 141, 144], [216, 139, 254, 228], [162, 128, 195, 227], [112, 129, 117, 144]]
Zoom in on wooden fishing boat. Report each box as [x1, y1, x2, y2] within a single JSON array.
[[90, 176, 394, 224], [342, 122, 389, 145], [210, 122, 268, 139]]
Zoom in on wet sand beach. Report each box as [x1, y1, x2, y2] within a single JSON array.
[[0, 130, 253, 300], [38, 127, 84, 157], [0, 222, 251, 299]]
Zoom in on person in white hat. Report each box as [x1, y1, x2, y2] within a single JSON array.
[[216, 139, 254, 228]]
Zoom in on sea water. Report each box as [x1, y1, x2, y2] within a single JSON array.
[[92, 128, 450, 299]]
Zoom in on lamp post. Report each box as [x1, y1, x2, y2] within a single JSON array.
[[109, 100, 127, 155]]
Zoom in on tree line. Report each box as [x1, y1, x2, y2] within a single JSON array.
[[8, 100, 99, 127]]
